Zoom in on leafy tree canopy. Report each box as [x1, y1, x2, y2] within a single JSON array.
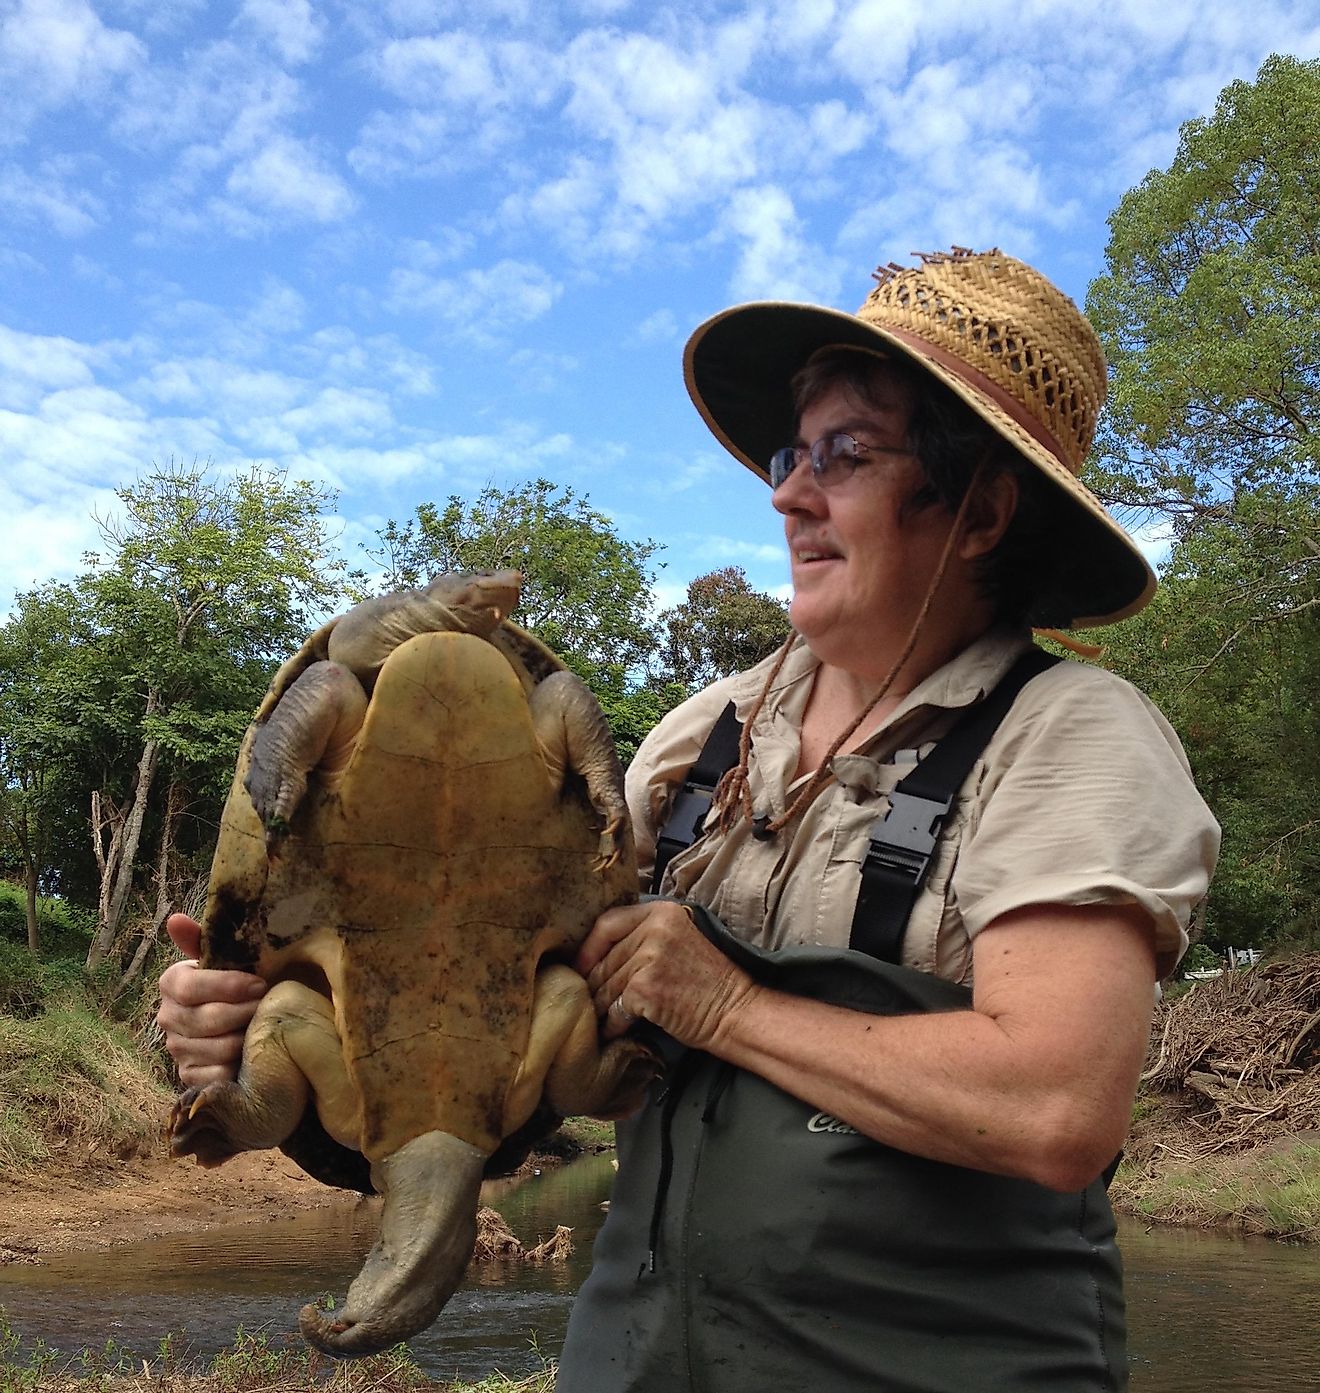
[[1086, 53, 1320, 524], [374, 477, 663, 688], [657, 567, 791, 690]]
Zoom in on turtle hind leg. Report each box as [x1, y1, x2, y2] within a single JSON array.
[[504, 965, 658, 1136], [169, 981, 358, 1167]]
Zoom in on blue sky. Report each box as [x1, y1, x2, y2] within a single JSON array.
[[3, 0, 1318, 623]]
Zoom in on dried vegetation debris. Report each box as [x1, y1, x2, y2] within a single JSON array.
[[472, 1206, 573, 1264], [1141, 954, 1320, 1156]]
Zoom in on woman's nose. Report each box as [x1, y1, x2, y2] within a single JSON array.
[[771, 461, 825, 516]]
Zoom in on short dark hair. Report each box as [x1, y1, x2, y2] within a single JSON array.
[[790, 347, 1071, 626]]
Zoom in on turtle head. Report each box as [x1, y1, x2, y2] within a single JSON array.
[[424, 569, 523, 636], [324, 570, 524, 689]]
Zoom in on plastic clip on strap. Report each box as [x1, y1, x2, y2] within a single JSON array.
[[651, 700, 742, 892], [650, 647, 1061, 959], [850, 647, 1061, 961]]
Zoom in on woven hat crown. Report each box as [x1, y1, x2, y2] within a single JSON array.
[[859, 248, 1106, 477]]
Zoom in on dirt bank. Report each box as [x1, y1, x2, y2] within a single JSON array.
[[0, 1145, 369, 1264], [1110, 954, 1320, 1239]]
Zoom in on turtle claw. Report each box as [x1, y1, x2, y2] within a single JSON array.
[[168, 1084, 244, 1168], [592, 814, 629, 872]]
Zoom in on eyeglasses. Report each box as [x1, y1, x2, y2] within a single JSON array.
[[768, 432, 915, 490]]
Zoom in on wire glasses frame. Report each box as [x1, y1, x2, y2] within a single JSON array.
[[768, 432, 915, 490]]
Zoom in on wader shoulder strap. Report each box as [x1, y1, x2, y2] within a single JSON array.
[[851, 646, 1060, 961], [651, 699, 742, 892], [650, 648, 1062, 961]]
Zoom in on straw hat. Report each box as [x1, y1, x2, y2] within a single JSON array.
[[683, 247, 1155, 629]]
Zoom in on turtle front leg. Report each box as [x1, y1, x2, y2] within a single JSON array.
[[245, 661, 368, 841], [169, 981, 359, 1167], [529, 671, 630, 869]]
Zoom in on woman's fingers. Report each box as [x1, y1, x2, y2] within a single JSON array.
[[574, 902, 651, 978], [165, 912, 203, 959], [157, 915, 267, 1088]]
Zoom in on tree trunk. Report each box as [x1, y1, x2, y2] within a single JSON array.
[[118, 778, 183, 991], [87, 698, 161, 972], [10, 803, 40, 956], [24, 859, 39, 956]]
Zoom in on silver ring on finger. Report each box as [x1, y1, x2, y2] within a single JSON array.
[[609, 995, 637, 1024]]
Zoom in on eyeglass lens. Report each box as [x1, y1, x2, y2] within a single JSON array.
[[768, 433, 858, 489]]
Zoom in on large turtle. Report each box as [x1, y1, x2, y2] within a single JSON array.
[[167, 570, 655, 1356]]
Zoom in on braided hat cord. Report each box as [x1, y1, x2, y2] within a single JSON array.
[[711, 466, 986, 839]]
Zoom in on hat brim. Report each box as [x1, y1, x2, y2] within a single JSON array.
[[683, 301, 1155, 629]]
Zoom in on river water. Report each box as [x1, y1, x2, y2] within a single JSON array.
[[1, 1153, 1316, 1389]]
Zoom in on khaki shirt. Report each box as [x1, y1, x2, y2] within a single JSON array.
[[628, 629, 1221, 983]]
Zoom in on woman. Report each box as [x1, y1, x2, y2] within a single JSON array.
[[160, 249, 1219, 1391]]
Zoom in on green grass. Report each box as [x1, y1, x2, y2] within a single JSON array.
[[0, 997, 164, 1172], [1117, 1142, 1320, 1239], [555, 1116, 614, 1151], [0, 882, 94, 960], [0, 1313, 556, 1393]]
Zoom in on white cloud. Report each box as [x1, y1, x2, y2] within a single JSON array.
[[692, 535, 788, 566], [0, 0, 143, 134], [828, 0, 923, 85], [385, 260, 562, 340], [351, 33, 553, 179], [373, 31, 505, 106], [70, 252, 122, 290], [722, 184, 843, 303], [0, 325, 101, 411], [225, 135, 355, 222], [633, 308, 678, 345], [112, 42, 304, 151], [278, 386, 395, 443], [0, 476, 121, 607], [0, 159, 102, 236], [236, 0, 325, 66], [506, 347, 579, 393]]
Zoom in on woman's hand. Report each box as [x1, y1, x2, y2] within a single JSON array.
[[156, 914, 267, 1087], [575, 900, 757, 1051]]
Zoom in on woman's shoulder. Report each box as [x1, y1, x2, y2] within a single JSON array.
[[989, 649, 1195, 775]]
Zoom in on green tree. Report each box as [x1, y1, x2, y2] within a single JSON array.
[[1086, 53, 1320, 521], [377, 479, 662, 677], [657, 567, 791, 691], [67, 461, 348, 977], [0, 584, 92, 954], [1100, 486, 1320, 953], [1085, 58, 1320, 955]]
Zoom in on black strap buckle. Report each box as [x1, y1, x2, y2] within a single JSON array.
[[865, 789, 954, 889], [653, 784, 715, 876]]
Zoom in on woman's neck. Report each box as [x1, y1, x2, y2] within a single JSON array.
[[795, 617, 994, 775]]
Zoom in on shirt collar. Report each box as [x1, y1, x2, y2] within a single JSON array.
[[724, 625, 1036, 744]]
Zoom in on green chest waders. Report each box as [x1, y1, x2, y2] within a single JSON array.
[[558, 650, 1128, 1393]]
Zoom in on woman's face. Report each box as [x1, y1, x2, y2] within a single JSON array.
[[772, 377, 960, 675]]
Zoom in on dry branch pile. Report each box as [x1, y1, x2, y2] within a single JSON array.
[[1140, 955, 1320, 1157], [472, 1205, 574, 1263]]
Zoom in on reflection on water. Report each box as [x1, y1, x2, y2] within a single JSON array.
[[0, 1151, 616, 1382], [1121, 1219, 1320, 1391], [1, 1156, 1316, 1389]]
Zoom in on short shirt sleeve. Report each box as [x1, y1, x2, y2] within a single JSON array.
[[952, 662, 1221, 977]]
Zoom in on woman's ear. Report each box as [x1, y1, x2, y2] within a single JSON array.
[[959, 469, 1018, 561]]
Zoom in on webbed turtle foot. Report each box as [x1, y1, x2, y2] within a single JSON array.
[[590, 1038, 661, 1119], [168, 1084, 246, 1168]]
